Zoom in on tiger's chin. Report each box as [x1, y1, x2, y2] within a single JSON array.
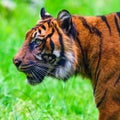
[[27, 76, 44, 85], [26, 74, 45, 85]]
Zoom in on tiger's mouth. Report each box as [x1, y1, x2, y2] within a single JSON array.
[[26, 72, 45, 85], [19, 63, 50, 85]]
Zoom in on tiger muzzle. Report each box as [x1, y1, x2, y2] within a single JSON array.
[[13, 58, 22, 68], [13, 55, 50, 85]]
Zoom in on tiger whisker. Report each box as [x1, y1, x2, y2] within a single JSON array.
[[34, 66, 48, 76], [30, 69, 41, 82], [34, 66, 55, 76], [36, 63, 53, 69], [32, 66, 48, 80]]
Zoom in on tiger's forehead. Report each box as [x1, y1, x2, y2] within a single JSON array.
[[31, 19, 55, 38], [25, 18, 57, 42]]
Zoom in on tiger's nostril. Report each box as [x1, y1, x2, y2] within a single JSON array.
[[13, 58, 22, 68]]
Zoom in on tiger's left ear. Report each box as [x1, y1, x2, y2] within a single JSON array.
[[40, 8, 52, 20], [57, 10, 76, 38]]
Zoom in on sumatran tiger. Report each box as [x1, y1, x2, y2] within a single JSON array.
[[13, 8, 120, 120]]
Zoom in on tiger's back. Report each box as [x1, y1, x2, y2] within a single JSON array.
[[13, 8, 120, 120]]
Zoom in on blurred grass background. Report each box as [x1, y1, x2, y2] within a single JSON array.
[[0, 0, 120, 120]]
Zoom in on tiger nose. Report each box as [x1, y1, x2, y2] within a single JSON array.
[[13, 58, 22, 68]]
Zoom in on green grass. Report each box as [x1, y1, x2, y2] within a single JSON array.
[[0, 0, 120, 120]]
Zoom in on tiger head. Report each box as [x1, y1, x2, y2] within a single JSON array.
[[13, 8, 79, 85]]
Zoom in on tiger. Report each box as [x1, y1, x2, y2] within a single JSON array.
[[13, 8, 120, 120]]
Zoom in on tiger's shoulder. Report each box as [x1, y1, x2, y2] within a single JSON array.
[[71, 11, 120, 40]]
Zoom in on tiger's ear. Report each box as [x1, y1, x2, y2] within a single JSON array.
[[57, 10, 76, 38], [57, 10, 72, 33], [40, 8, 52, 20]]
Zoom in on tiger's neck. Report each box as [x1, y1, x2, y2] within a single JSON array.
[[72, 15, 102, 85]]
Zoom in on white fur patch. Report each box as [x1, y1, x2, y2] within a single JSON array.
[[34, 54, 42, 60], [53, 50, 60, 57], [55, 51, 75, 79]]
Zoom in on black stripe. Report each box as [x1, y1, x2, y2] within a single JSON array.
[[76, 37, 86, 69], [97, 89, 107, 108], [101, 16, 111, 35], [38, 30, 41, 34], [59, 32, 64, 57], [114, 16, 120, 36], [50, 39, 55, 53], [47, 20, 51, 28], [94, 70, 100, 93], [55, 26, 66, 67], [116, 12, 120, 18], [114, 75, 120, 87], [76, 35, 91, 77], [46, 28, 55, 39], [94, 36, 103, 93], [31, 27, 36, 30], [91, 27, 102, 37], [40, 24, 46, 30], [34, 32, 37, 37], [81, 17, 93, 33], [55, 26, 64, 57], [81, 17, 102, 36], [35, 21, 46, 28]]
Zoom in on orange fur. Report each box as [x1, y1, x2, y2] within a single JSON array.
[[13, 8, 120, 119], [72, 13, 120, 120]]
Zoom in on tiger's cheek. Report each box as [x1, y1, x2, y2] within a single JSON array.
[[53, 50, 60, 57]]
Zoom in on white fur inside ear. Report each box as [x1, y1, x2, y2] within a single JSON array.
[[40, 8, 52, 19], [59, 15, 70, 23], [59, 12, 70, 20], [41, 12, 51, 19], [45, 12, 51, 16], [58, 10, 71, 21]]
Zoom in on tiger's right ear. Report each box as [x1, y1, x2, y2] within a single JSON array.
[[40, 8, 52, 20]]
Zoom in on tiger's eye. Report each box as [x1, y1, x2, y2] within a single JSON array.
[[35, 38, 42, 45]]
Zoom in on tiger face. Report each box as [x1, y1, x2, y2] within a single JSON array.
[[13, 8, 78, 85]]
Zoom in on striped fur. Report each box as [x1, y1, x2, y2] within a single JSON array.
[[13, 8, 120, 120]]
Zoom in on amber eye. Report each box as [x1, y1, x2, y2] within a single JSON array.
[[35, 38, 42, 45]]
